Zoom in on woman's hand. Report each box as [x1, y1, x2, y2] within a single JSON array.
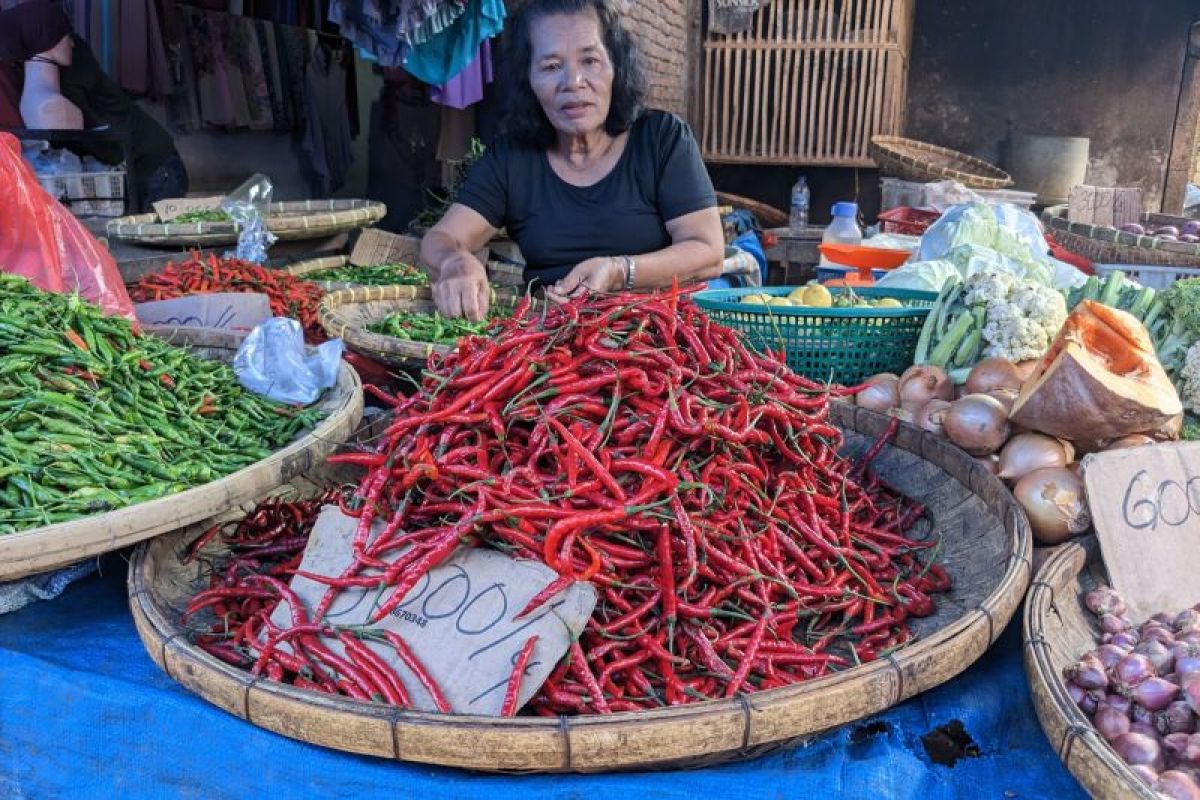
[[547, 256, 624, 302], [431, 252, 490, 321]]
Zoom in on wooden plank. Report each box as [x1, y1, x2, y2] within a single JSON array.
[[1163, 22, 1200, 213]]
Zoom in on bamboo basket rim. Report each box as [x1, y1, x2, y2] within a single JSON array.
[[318, 285, 529, 368], [715, 191, 790, 228], [869, 136, 1013, 190], [105, 199, 386, 246], [127, 405, 1032, 773], [1023, 538, 1157, 799], [0, 325, 364, 582], [1042, 205, 1200, 267]]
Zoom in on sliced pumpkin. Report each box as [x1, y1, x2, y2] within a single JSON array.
[[1010, 300, 1182, 441]]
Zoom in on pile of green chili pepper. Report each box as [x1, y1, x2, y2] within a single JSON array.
[[367, 309, 495, 345], [303, 262, 429, 287], [171, 209, 233, 224], [0, 274, 327, 533]]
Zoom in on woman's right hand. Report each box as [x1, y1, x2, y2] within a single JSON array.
[[431, 252, 490, 321]]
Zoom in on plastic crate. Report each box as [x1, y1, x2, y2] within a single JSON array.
[[1094, 263, 1200, 290], [36, 169, 126, 217], [693, 286, 938, 385], [878, 206, 941, 236]]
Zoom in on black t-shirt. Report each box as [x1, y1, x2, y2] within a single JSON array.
[[455, 110, 716, 285], [58, 36, 177, 177]]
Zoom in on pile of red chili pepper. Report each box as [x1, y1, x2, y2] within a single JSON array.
[[129, 253, 326, 342], [183, 288, 950, 715]]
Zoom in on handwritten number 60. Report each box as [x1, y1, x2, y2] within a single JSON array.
[[1121, 470, 1200, 530]]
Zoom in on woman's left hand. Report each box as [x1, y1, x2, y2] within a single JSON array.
[[547, 256, 624, 302]]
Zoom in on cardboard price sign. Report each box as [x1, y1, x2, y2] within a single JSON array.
[[152, 195, 225, 222], [273, 508, 597, 716], [1083, 443, 1200, 623], [134, 293, 272, 331]]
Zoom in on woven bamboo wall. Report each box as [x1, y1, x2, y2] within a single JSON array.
[[699, 0, 915, 166]]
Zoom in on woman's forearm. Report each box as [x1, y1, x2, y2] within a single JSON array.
[[626, 238, 724, 289]]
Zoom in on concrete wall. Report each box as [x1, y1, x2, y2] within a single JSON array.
[[905, 1, 1199, 211]]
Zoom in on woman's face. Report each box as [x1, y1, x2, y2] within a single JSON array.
[[528, 11, 614, 140]]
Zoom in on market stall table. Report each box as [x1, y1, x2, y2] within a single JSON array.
[[0, 555, 1085, 799]]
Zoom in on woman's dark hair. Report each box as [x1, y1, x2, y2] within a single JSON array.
[[502, 0, 647, 149]]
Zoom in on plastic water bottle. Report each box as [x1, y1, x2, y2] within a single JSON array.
[[789, 175, 810, 232], [818, 202, 863, 267]]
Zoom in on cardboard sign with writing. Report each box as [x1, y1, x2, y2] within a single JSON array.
[[1082, 443, 1200, 623], [152, 195, 225, 222], [134, 292, 272, 331], [272, 507, 597, 715]]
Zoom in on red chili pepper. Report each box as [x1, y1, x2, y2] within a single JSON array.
[[500, 635, 539, 717]]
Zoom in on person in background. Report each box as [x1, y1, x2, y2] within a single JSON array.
[[421, 0, 725, 320], [0, 0, 188, 211]]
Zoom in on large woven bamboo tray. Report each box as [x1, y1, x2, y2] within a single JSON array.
[[1043, 205, 1200, 269], [0, 326, 363, 582], [870, 136, 1013, 190], [105, 199, 386, 247], [127, 405, 1032, 773], [318, 285, 530, 368], [1024, 538, 1155, 799]]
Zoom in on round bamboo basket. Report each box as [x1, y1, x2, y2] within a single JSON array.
[[1024, 538, 1157, 799], [1042, 205, 1200, 268], [105, 199, 387, 247], [317, 285, 530, 368], [870, 136, 1013, 190], [715, 191, 789, 228], [0, 326, 364, 582], [127, 404, 1032, 773]]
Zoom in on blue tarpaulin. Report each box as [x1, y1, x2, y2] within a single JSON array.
[[0, 556, 1086, 799]]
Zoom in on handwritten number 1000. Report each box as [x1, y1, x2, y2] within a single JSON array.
[[1121, 469, 1200, 530]]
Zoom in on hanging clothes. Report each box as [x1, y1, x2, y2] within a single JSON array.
[[430, 37, 491, 110], [403, 0, 504, 87], [300, 34, 354, 194]]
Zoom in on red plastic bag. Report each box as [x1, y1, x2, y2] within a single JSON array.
[[0, 132, 135, 319]]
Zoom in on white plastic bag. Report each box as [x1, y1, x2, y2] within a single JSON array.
[[221, 173, 278, 264], [234, 317, 342, 405]]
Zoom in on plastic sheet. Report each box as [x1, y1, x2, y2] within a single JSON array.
[[234, 317, 342, 405], [0, 132, 135, 319], [221, 173, 277, 264], [0, 559, 1088, 799]]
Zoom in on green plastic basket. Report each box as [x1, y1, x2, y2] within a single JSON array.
[[693, 286, 938, 385]]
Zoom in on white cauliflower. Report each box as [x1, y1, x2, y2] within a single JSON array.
[[1179, 341, 1200, 415], [965, 269, 1067, 363]]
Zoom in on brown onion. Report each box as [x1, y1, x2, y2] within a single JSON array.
[[1013, 467, 1091, 544], [898, 365, 954, 412], [997, 433, 1072, 481], [855, 373, 900, 413], [943, 394, 1011, 456], [913, 399, 951, 436], [965, 357, 1024, 396], [987, 387, 1020, 414], [975, 455, 999, 475]]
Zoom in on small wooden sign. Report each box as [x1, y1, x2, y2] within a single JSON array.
[[1067, 186, 1144, 229], [1082, 443, 1200, 623], [273, 507, 596, 715], [152, 195, 225, 222]]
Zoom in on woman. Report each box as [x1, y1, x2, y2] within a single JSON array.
[[421, 0, 725, 321], [0, 1, 188, 211]]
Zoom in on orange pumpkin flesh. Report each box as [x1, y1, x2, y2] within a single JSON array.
[[1010, 300, 1182, 441]]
